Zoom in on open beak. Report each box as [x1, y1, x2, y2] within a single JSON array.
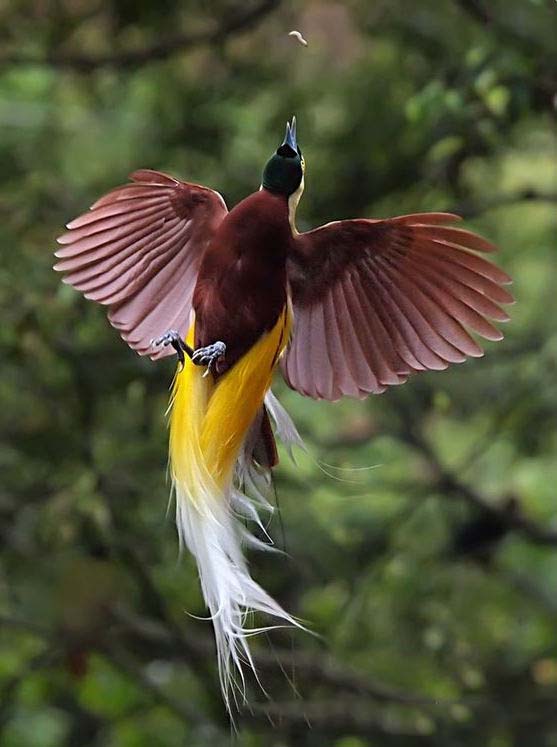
[[281, 116, 297, 152]]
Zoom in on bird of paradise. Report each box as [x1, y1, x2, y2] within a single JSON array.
[[55, 118, 513, 708]]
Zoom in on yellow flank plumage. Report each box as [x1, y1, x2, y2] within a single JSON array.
[[167, 305, 296, 709], [170, 304, 291, 495]]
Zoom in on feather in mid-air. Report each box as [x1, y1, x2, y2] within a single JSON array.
[[54, 118, 513, 708]]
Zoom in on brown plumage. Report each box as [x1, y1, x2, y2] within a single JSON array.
[[284, 212, 513, 399], [54, 161, 514, 470], [193, 190, 291, 372], [53, 120, 513, 709], [55, 173, 512, 394], [55, 169, 227, 358]]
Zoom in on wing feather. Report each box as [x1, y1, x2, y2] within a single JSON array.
[[365, 265, 433, 371], [404, 248, 514, 305], [65, 196, 169, 229], [411, 225, 498, 253], [309, 302, 336, 399], [396, 264, 490, 351], [336, 279, 382, 395], [423, 240, 512, 284], [85, 222, 190, 304], [323, 288, 361, 398], [58, 201, 170, 242], [62, 218, 186, 292], [284, 214, 513, 399], [342, 273, 396, 388], [60, 220, 182, 288], [371, 256, 464, 364], [347, 269, 410, 382], [384, 257, 479, 358], [393, 249, 508, 332], [54, 210, 176, 267], [357, 268, 425, 373], [55, 171, 227, 357]]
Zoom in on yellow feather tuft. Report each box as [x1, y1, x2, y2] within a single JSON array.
[[170, 305, 292, 497]]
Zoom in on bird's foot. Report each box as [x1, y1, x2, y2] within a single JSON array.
[[151, 330, 193, 367], [191, 341, 226, 377]]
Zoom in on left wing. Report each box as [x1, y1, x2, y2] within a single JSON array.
[[55, 169, 227, 358], [283, 213, 513, 400]]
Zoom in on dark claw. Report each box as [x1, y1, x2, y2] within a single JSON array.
[[191, 341, 226, 376], [151, 330, 193, 367]]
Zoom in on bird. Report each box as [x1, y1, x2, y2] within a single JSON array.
[[54, 117, 513, 708]]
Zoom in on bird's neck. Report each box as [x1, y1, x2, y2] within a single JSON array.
[[215, 190, 293, 261], [257, 181, 304, 237]]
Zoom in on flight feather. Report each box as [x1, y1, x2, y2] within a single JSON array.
[[55, 169, 227, 358], [283, 212, 513, 400]]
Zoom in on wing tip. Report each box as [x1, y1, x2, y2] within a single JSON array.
[[392, 212, 463, 225], [129, 169, 179, 186], [485, 329, 505, 342]]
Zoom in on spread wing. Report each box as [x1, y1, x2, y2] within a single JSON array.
[[284, 213, 513, 400], [54, 169, 228, 359]]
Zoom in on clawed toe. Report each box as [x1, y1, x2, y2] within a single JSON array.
[[152, 329, 181, 348], [150, 332, 225, 374], [191, 341, 226, 375], [151, 329, 193, 366]]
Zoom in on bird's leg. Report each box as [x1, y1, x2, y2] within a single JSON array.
[[151, 330, 193, 367], [152, 331, 226, 376], [191, 341, 227, 377]]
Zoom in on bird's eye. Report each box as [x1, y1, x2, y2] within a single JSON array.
[[301, 156, 305, 173]]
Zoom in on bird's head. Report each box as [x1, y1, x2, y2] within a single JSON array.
[[262, 117, 305, 197]]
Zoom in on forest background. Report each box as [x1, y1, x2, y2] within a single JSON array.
[[0, 1, 556, 745]]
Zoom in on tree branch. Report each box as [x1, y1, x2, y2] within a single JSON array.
[[0, 0, 281, 72], [453, 190, 557, 220], [102, 644, 212, 727], [401, 426, 557, 547], [252, 646, 460, 708], [454, 0, 548, 57], [112, 607, 461, 710], [0, 646, 61, 738], [439, 472, 557, 547], [0, 607, 463, 721], [247, 697, 433, 740]]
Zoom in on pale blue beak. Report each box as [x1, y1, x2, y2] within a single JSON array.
[[281, 116, 298, 152]]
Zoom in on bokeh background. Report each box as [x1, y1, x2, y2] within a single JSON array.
[[1, 1, 556, 745]]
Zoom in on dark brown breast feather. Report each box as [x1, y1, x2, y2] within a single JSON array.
[[54, 169, 228, 359], [283, 213, 513, 400]]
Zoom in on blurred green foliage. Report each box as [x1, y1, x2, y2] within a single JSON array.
[[0, 1, 556, 745]]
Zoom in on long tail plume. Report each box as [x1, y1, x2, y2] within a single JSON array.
[[168, 309, 302, 710]]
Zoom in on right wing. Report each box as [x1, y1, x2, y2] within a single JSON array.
[[284, 213, 513, 400], [54, 169, 228, 359]]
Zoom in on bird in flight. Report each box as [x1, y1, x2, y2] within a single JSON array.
[[54, 118, 513, 709]]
